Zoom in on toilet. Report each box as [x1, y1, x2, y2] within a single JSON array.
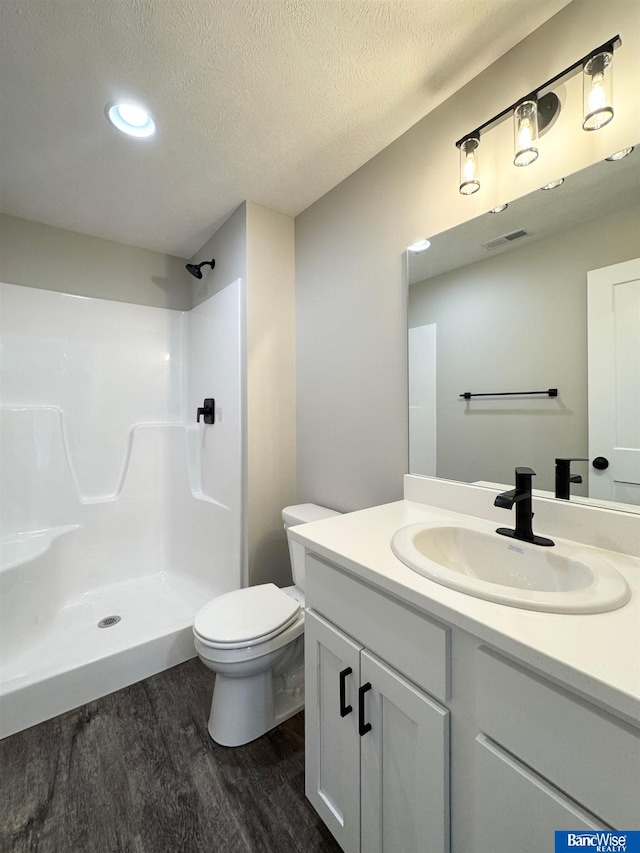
[[193, 503, 341, 747]]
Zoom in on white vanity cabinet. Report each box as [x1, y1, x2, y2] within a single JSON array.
[[302, 548, 640, 853], [304, 610, 361, 853], [471, 736, 609, 853], [305, 610, 449, 853], [470, 646, 640, 850]]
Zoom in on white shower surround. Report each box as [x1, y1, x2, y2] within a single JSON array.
[[0, 280, 244, 739]]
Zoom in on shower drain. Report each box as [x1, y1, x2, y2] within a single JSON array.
[[98, 615, 121, 628]]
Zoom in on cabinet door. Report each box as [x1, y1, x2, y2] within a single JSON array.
[[473, 735, 609, 853], [305, 610, 362, 853], [360, 650, 450, 853]]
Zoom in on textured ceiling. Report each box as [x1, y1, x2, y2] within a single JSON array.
[[0, 0, 570, 258]]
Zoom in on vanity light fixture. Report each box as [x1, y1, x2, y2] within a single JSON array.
[[455, 36, 621, 195], [490, 204, 508, 213], [407, 239, 432, 252], [541, 178, 565, 190], [606, 146, 634, 161], [106, 102, 156, 138], [458, 135, 481, 195]]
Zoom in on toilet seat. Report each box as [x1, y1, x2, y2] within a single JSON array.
[[194, 611, 304, 666], [194, 583, 301, 649]]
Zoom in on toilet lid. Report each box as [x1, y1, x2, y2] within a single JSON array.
[[193, 583, 301, 645]]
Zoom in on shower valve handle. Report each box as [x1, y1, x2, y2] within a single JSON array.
[[197, 398, 215, 425]]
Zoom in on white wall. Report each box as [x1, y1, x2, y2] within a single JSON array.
[[295, 0, 640, 511], [0, 214, 191, 309]]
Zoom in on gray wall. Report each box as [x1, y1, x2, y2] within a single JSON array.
[[0, 214, 191, 309], [409, 203, 640, 493], [294, 0, 640, 512], [190, 202, 297, 589], [190, 204, 247, 306], [245, 202, 297, 587]]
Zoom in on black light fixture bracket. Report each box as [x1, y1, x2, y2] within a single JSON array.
[[455, 35, 621, 148]]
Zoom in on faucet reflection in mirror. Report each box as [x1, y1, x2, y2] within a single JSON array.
[[555, 458, 588, 501], [456, 36, 621, 195]]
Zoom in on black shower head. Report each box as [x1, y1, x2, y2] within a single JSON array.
[[185, 263, 202, 279], [185, 259, 215, 279]]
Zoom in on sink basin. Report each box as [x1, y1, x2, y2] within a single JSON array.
[[390, 523, 631, 613]]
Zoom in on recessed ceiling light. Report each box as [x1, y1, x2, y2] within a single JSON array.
[[106, 102, 156, 138], [605, 146, 634, 161], [490, 204, 508, 213], [541, 178, 564, 190], [407, 239, 431, 252]]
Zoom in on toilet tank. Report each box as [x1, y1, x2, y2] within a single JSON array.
[[282, 504, 342, 591]]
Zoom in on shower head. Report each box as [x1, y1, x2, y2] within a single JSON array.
[[185, 259, 215, 279]]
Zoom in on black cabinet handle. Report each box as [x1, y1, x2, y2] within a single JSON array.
[[339, 667, 353, 717], [358, 682, 372, 736], [592, 456, 609, 470]]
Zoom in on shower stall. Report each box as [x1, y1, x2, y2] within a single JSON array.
[[0, 279, 244, 739]]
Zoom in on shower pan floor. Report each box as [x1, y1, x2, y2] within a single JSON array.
[[0, 571, 217, 740]]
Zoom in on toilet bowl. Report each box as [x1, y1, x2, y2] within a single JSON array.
[[193, 503, 341, 746]]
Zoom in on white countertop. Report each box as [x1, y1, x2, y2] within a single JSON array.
[[290, 499, 640, 723]]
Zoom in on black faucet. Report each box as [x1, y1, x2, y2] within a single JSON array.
[[495, 467, 554, 547], [555, 457, 587, 500]]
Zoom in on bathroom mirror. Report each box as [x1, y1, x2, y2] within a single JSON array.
[[407, 147, 640, 513]]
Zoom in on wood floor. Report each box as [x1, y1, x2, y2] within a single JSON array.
[[0, 659, 342, 853]]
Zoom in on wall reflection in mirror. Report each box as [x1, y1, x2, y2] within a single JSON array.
[[407, 147, 640, 513]]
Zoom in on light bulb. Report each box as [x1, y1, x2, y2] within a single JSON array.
[[589, 73, 608, 117], [463, 151, 475, 181], [518, 118, 532, 150]]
